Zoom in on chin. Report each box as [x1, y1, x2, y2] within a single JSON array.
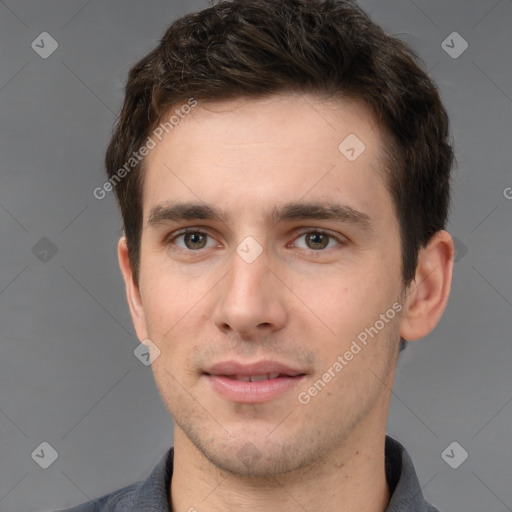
[[185, 425, 321, 478], [204, 444, 306, 478]]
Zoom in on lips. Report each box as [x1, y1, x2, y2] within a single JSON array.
[[225, 373, 282, 382], [204, 360, 306, 379], [203, 360, 307, 403]]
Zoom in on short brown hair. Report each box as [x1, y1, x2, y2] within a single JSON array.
[[106, 0, 453, 297]]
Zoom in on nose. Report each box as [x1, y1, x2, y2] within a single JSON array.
[[212, 244, 288, 339]]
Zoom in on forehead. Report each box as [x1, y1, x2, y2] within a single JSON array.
[[141, 93, 394, 229]]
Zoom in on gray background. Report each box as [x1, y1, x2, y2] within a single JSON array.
[[0, 0, 511, 511]]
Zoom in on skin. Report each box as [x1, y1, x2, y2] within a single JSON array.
[[118, 93, 455, 512]]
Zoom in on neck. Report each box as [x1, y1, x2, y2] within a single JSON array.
[[170, 411, 391, 512]]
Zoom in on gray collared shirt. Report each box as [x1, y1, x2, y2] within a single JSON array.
[[56, 435, 440, 511]]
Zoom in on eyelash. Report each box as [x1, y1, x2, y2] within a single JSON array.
[[166, 228, 346, 253]]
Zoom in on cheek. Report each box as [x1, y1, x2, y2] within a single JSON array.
[[139, 266, 213, 370], [290, 265, 401, 367], [140, 262, 206, 325], [296, 264, 393, 326]]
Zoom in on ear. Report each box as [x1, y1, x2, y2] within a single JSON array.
[[118, 236, 149, 341], [400, 230, 455, 341]]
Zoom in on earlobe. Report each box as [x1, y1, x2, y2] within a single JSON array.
[[399, 230, 455, 342], [117, 236, 149, 341]]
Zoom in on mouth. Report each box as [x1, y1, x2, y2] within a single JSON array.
[[202, 360, 307, 403], [208, 372, 302, 382]]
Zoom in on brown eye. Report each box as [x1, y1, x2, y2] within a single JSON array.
[[292, 230, 341, 251], [305, 232, 330, 250], [183, 232, 208, 250]]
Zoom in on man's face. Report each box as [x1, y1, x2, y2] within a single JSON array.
[[130, 93, 405, 476]]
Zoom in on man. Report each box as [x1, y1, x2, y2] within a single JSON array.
[[60, 0, 455, 510]]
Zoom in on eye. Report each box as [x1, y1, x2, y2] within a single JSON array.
[[171, 230, 218, 251], [293, 230, 342, 251]]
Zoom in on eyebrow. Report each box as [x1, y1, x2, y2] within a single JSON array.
[[147, 201, 373, 232]]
